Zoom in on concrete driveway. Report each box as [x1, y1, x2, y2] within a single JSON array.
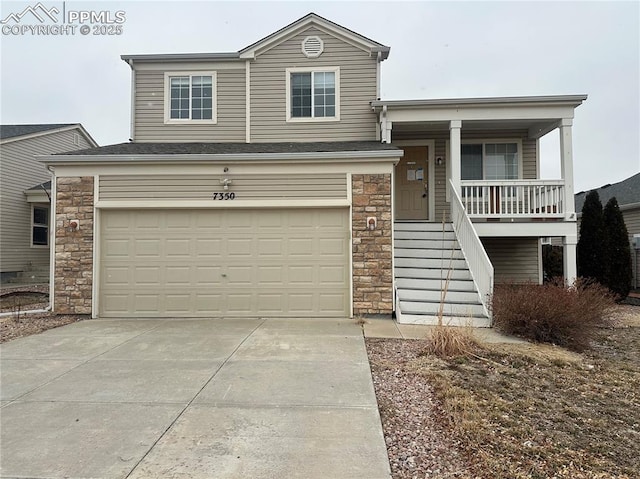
[[0, 318, 391, 479]]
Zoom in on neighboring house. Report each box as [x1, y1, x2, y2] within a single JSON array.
[[0, 124, 97, 284], [575, 172, 640, 289], [42, 13, 586, 326]]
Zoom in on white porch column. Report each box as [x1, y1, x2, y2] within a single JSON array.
[[563, 234, 577, 285], [449, 120, 462, 197], [559, 118, 576, 218]]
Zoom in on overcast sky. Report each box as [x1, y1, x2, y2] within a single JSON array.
[[1, 0, 638, 192]]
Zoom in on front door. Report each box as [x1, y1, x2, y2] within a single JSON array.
[[395, 146, 429, 220]]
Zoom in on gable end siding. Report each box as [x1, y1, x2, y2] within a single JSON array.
[[250, 26, 378, 142], [134, 68, 246, 142]]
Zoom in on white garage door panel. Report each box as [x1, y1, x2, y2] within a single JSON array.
[[100, 209, 350, 317]]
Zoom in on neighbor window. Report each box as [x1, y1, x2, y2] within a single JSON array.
[[164, 72, 216, 123], [286, 67, 339, 121], [32, 206, 48, 247], [461, 142, 519, 180]]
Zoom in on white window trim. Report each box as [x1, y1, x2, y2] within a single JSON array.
[[460, 139, 524, 180], [285, 66, 340, 123], [163, 71, 217, 125], [445, 138, 524, 200], [31, 204, 49, 249]]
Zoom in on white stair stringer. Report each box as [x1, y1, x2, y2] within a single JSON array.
[[394, 221, 491, 328]]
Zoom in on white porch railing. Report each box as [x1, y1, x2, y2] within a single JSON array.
[[460, 180, 565, 218], [450, 179, 494, 319]]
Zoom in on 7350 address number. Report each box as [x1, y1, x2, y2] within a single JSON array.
[[213, 192, 236, 200]]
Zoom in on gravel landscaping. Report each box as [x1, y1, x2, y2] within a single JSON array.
[[0, 285, 84, 343], [367, 304, 640, 479]]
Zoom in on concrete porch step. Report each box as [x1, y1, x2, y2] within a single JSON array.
[[399, 300, 486, 318], [397, 313, 491, 328]]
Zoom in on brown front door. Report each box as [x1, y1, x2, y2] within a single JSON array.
[[395, 146, 429, 220]]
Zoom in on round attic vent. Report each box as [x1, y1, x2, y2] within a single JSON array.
[[302, 36, 324, 58]]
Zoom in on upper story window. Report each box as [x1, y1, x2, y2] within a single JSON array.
[[285, 67, 340, 122], [461, 142, 520, 180], [164, 72, 217, 124], [31, 205, 48, 247]]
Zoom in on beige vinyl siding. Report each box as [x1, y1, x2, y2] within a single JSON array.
[[99, 174, 348, 201], [134, 68, 246, 142], [481, 237, 541, 283], [0, 128, 93, 273], [395, 130, 537, 219], [250, 26, 378, 142], [621, 207, 640, 288]]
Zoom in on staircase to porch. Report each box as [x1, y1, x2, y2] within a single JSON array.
[[394, 221, 491, 327]]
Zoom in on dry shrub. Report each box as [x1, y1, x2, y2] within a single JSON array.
[[490, 278, 616, 351], [424, 324, 480, 358]]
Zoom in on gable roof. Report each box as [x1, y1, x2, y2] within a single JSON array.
[[122, 12, 389, 64], [239, 12, 390, 60], [0, 124, 76, 140], [0, 123, 98, 147], [575, 172, 640, 211]]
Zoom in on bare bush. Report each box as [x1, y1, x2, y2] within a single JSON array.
[[490, 278, 616, 351]]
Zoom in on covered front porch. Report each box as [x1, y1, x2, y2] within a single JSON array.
[[375, 95, 587, 325]]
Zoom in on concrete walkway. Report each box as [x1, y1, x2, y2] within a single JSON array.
[[362, 317, 526, 343], [0, 318, 391, 479]]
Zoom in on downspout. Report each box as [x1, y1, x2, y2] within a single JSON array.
[[128, 59, 136, 141], [47, 164, 56, 312], [376, 51, 381, 100]]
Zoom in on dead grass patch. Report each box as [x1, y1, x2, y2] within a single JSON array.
[[367, 306, 640, 478]]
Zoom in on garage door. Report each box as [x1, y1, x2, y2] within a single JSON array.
[[99, 209, 350, 317]]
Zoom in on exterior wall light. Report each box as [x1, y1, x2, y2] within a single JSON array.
[[436, 157, 443, 166], [220, 178, 232, 190]]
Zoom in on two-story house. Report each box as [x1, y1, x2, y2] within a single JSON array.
[[43, 13, 585, 326]]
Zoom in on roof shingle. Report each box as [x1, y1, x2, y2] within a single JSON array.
[[0, 124, 76, 140], [575, 172, 640, 210], [58, 141, 400, 156]]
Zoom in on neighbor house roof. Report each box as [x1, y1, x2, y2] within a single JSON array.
[[27, 181, 52, 191], [0, 124, 76, 140], [575, 172, 640, 211], [0, 123, 98, 147]]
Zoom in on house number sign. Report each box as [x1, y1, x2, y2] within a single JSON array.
[[212, 192, 236, 200]]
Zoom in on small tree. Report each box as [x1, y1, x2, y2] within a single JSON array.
[[577, 190, 607, 283], [603, 197, 632, 299]]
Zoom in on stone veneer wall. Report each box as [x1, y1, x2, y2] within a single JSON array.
[[352, 174, 393, 316], [54, 176, 94, 314]]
